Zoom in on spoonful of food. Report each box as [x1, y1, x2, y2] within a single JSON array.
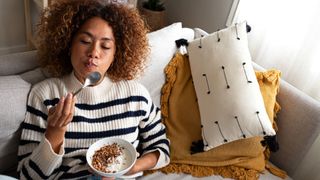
[[73, 71, 101, 96]]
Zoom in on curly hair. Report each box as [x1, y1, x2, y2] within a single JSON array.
[[36, 0, 149, 81]]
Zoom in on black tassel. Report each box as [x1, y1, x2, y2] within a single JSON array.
[[246, 24, 251, 33], [190, 139, 204, 154], [261, 135, 279, 152], [175, 38, 189, 48]]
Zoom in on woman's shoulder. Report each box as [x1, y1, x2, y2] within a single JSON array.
[[29, 77, 64, 96], [114, 79, 150, 96], [32, 77, 60, 89], [119, 79, 148, 90]]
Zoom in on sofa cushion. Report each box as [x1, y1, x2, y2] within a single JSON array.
[[0, 50, 38, 76], [187, 22, 275, 151], [0, 75, 31, 173], [154, 53, 285, 179], [137, 22, 194, 107], [19, 67, 47, 85]]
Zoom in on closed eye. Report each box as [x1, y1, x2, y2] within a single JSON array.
[[80, 40, 91, 44], [101, 46, 111, 50]]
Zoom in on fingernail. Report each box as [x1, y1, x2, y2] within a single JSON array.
[[67, 93, 72, 99]]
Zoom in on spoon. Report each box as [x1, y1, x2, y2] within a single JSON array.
[[73, 71, 101, 96]]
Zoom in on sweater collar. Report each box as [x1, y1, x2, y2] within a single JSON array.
[[63, 72, 114, 101]]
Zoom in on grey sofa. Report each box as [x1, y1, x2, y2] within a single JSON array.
[[1, 50, 320, 179]]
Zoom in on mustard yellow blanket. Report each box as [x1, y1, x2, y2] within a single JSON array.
[[148, 53, 286, 180]]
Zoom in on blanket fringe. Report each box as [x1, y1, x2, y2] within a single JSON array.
[[265, 162, 288, 179], [264, 149, 287, 179], [145, 163, 260, 180], [160, 53, 180, 122]]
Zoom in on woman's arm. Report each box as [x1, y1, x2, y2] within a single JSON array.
[[45, 93, 75, 153], [126, 151, 160, 175]]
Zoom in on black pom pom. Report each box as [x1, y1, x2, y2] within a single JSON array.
[[261, 135, 279, 152], [190, 140, 204, 154], [246, 24, 251, 33], [175, 38, 189, 48]]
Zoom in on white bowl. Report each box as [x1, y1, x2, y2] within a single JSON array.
[[86, 137, 137, 178]]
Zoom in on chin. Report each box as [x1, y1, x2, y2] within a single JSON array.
[[84, 66, 98, 72]]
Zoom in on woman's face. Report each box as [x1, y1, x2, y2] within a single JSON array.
[[70, 17, 116, 84]]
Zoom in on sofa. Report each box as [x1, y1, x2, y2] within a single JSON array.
[[1, 23, 320, 180]]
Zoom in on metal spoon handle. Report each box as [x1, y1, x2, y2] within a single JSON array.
[[73, 87, 83, 96]]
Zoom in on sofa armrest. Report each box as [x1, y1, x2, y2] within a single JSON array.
[[270, 79, 320, 176]]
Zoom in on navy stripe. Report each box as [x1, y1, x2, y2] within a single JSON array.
[[71, 155, 87, 163], [141, 117, 149, 122], [21, 122, 46, 133], [29, 160, 49, 179], [43, 98, 59, 106], [73, 110, 146, 123], [155, 107, 160, 115], [20, 139, 40, 146], [154, 146, 170, 157], [59, 169, 90, 179], [53, 165, 90, 179], [76, 96, 148, 110], [27, 105, 48, 120], [26, 161, 90, 179], [140, 128, 166, 143], [143, 139, 170, 156], [21, 165, 32, 180], [53, 165, 70, 174], [139, 119, 161, 134], [65, 126, 137, 139], [142, 103, 155, 123], [18, 152, 31, 161]]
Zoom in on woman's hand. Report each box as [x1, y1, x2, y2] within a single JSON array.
[[45, 93, 76, 153], [125, 151, 160, 175]]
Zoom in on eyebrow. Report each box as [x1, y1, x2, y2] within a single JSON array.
[[79, 31, 114, 42]]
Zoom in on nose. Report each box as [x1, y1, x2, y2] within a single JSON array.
[[87, 43, 99, 59]]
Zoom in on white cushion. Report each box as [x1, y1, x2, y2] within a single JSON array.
[[187, 22, 275, 151], [138, 22, 194, 107], [194, 28, 209, 39]]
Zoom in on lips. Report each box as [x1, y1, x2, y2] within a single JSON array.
[[85, 62, 96, 68], [85, 58, 98, 69]]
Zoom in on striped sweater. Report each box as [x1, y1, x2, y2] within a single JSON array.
[[17, 72, 170, 180]]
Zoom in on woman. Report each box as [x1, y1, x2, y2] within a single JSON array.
[[17, 0, 170, 179]]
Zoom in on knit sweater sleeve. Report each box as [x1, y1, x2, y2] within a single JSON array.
[[17, 83, 65, 179], [138, 85, 170, 169]]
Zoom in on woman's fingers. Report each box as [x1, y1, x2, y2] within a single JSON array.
[[48, 96, 65, 127], [47, 93, 76, 128], [61, 94, 76, 127], [57, 93, 75, 127]]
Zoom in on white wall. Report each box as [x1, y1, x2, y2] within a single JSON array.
[[165, 0, 233, 32], [0, 0, 28, 55]]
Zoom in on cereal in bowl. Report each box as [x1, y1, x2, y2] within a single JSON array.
[[92, 143, 130, 173]]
